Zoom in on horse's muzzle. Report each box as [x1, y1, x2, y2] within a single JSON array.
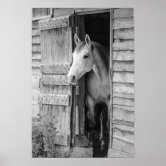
[[68, 75, 77, 85]]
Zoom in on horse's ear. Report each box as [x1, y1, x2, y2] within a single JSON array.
[[74, 34, 81, 45], [85, 34, 91, 46]]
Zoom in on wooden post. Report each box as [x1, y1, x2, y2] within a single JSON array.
[[109, 9, 113, 148], [75, 16, 86, 135]]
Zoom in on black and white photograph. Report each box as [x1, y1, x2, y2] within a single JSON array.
[[1, 0, 166, 165], [32, 8, 134, 158], [32, 8, 135, 158]]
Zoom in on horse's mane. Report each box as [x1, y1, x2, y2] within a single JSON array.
[[75, 41, 109, 70], [92, 41, 109, 70]]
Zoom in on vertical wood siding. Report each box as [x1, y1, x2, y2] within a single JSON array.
[[32, 19, 41, 118], [111, 8, 135, 157]]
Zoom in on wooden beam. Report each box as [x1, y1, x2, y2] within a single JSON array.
[[41, 64, 70, 75], [113, 97, 134, 107], [113, 105, 134, 112], [32, 21, 38, 29], [113, 72, 134, 83], [40, 94, 70, 106], [112, 137, 134, 154], [32, 45, 41, 53], [32, 36, 40, 44], [113, 120, 134, 132], [40, 75, 70, 85], [113, 107, 134, 122], [113, 127, 134, 141], [113, 51, 134, 61], [113, 17, 134, 29], [113, 135, 134, 144], [39, 15, 71, 30], [113, 92, 134, 99], [32, 29, 40, 36], [108, 148, 134, 157], [113, 40, 134, 51], [114, 28, 134, 40], [113, 83, 134, 94], [113, 8, 134, 18], [32, 53, 41, 61], [109, 9, 113, 148], [75, 8, 110, 15], [32, 15, 51, 21]]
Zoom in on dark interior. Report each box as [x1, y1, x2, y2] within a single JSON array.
[[84, 12, 110, 49], [83, 12, 110, 157]]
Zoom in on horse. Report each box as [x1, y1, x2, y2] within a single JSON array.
[[67, 33, 111, 137]]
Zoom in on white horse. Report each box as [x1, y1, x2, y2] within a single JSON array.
[[68, 34, 111, 130]]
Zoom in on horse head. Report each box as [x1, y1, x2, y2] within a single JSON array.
[[67, 34, 94, 84]]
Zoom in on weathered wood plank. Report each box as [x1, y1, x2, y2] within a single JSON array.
[[41, 64, 70, 75], [66, 107, 71, 135], [53, 8, 74, 18], [32, 63, 40, 69], [32, 29, 40, 36], [114, 8, 134, 18], [32, 75, 41, 89], [40, 75, 69, 86], [112, 137, 134, 154], [32, 68, 41, 76], [32, 15, 51, 21], [113, 107, 134, 122], [39, 15, 70, 30], [33, 8, 50, 18], [113, 135, 134, 144], [113, 40, 134, 50], [113, 51, 134, 61], [113, 72, 134, 83], [113, 17, 134, 29], [113, 105, 134, 112], [32, 53, 41, 60], [40, 94, 70, 106], [32, 59, 41, 68], [32, 36, 40, 44], [32, 90, 40, 104], [114, 28, 134, 39], [113, 121, 134, 132], [32, 21, 38, 29], [113, 92, 134, 99], [113, 97, 134, 107], [54, 134, 69, 146], [32, 45, 41, 53], [108, 148, 134, 157], [113, 83, 134, 94], [40, 27, 72, 64], [75, 8, 110, 15], [113, 127, 134, 141]]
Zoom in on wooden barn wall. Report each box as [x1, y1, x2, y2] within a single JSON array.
[[109, 8, 135, 157], [32, 9, 50, 118], [32, 8, 50, 18]]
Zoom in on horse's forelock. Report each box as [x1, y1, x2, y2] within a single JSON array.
[[74, 41, 86, 53]]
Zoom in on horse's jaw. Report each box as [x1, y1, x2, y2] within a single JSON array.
[[92, 63, 101, 80]]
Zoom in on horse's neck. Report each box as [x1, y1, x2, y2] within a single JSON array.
[[92, 46, 109, 81]]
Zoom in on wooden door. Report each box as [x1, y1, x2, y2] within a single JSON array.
[[39, 14, 74, 157]]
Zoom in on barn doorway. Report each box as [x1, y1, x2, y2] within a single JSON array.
[[75, 11, 111, 157]]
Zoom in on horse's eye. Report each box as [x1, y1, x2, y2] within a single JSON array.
[[83, 55, 89, 59]]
